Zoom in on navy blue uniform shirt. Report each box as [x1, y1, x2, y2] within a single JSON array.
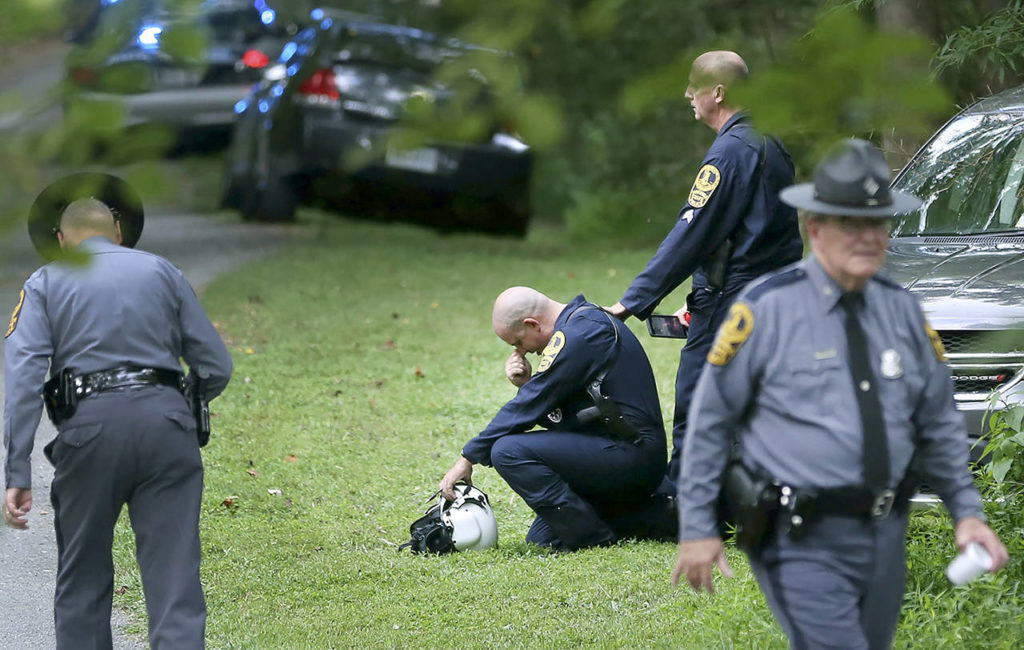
[[462, 295, 665, 466], [621, 113, 802, 318]]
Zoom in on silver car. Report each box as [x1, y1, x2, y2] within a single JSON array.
[[65, 0, 296, 135], [887, 83, 1024, 465]]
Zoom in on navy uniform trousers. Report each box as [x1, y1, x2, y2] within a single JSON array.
[[45, 386, 205, 649], [747, 513, 909, 650], [667, 280, 747, 484], [490, 430, 665, 550]]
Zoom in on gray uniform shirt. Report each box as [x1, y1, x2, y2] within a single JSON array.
[[678, 255, 984, 540], [3, 236, 233, 489]]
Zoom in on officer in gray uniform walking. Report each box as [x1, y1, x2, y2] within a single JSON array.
[[671, 140, 1008, 649], [3, 173, 233, 649]]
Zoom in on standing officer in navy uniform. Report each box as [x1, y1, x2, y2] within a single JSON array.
[[440, 286, 671, 551], [608, 50, 803, 487], [672, 140, 1008, 649], [3, 173, 233, 649]]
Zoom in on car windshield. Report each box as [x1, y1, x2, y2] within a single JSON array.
[[892, 111, 1024, 236]]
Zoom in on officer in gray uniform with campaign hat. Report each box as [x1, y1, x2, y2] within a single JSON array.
[[671, 140, 1008, 649], [3, 173, 233, 649]]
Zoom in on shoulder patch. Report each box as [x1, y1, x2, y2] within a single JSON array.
[[707, 301, 754, 366], [924, 320, 947, 362], [744, 267, 806, 302], [537, 330, 566, 372], [5, 289, 25, 339], [688, 164, 721, 208]]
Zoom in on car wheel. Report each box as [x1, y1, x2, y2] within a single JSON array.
[[240, 169, 300, 223]]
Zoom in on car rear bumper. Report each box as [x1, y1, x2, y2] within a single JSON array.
[[302, 115, 532, 196], [75, 85, 254, 128]]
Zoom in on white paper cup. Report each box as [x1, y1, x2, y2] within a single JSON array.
[[946, 543, 994, 586]]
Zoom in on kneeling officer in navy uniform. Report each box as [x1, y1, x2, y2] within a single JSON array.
[[3, 174, 233, 649], [440, 287, 672, 551], [672, 140, 1008, 648]]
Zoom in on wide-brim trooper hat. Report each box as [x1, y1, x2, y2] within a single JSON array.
[[779, 138, 921, 218], [29, 172, 145, 260]]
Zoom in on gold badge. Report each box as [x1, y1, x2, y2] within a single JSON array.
[[5, 290, 25, 339], [537, 330, 566, 373], [687, 163, 721, 208], [707, 302, 754, 366], [925, 321, 947, 361]]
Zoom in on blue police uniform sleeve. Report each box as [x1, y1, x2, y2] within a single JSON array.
[[620, 146, 758, 319], [461, 321, 614, 466], [174, 269, 233, 400], [3, 275, 53, 489], [908, 303, 984, 522], [677, 298, 764, 540]]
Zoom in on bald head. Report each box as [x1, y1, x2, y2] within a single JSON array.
[[685, 50, 748, 131], [690, 51, 748, 90], [492, 286, 565, 353], [59, 198, 122, 249]]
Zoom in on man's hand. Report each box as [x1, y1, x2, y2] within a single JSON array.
[[671, 537, 733, 594], [672, 305, 691, 326], [505, 350, 532, 388], [605, 302, 631, 321], [4, 488, 32, 530], [439, 456, 474, 501], [955, 516, 1009, 573]]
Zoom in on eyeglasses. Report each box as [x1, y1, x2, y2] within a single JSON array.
[[822, 215, 892, 234]]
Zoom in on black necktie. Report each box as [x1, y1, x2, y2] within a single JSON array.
[[839, 292, 890, 493]]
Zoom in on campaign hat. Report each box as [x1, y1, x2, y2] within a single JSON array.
[[779, 138, 921, 218], [29, 172, 144, 260]]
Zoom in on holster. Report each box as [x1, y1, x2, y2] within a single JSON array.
[[184, 373, 212, 447], [718, 460, 779, 553], [702, 238, 734, 291], [42, 368, 78, 426]]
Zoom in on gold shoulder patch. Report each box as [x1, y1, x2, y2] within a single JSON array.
[[5, 289, 25, 339], [925, 320, 947, 362], [537, 330, 566, 373], [707, 302, 754, 366], [688, 163, 721, 209]]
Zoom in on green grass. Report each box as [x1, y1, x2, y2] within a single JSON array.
[[110, 213, 1022, 648]]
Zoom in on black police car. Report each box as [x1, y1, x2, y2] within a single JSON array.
[[886, 83, 1024, 489], [220, 8, 533, 236], [64, 0, 297, 139]]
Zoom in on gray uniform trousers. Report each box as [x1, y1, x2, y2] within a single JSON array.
[[747, 513, 909, 650], [45, 386, 205, 649]]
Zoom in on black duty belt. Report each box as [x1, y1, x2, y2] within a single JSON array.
[[43, 366, 185, 427], [71, 367, 186, 397], [811, 481, 915, 520]]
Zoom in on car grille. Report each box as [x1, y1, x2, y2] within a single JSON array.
[[938, 330, 1024, 400]]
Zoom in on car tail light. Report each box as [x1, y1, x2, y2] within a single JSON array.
[[242, 49, 270, 69], [296, 68, 340, 105], [69, 65, 98, 87]]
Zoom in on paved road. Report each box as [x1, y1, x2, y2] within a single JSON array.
[[0, 210, 309, 648]]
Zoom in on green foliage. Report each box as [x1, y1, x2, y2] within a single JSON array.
[[737, 4, 951, 165], [0, 0, 63, 44], [982, 403, 1024, 488], [935, 0, 1024, 91]]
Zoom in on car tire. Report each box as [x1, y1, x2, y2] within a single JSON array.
[[240, 169, 300, 223]]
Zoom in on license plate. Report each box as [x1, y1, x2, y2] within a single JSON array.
[[385, 147, 439, 173]]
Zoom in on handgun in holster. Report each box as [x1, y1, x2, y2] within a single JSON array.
[[42, 368, 79, 426], [578, 372, 642, 445], [718, 455, 780, 553], [184, 373, 211, 447], [703, 238, 735, 292]]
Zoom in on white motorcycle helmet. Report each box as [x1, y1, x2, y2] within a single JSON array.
[[443, 485, 499, 551]]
